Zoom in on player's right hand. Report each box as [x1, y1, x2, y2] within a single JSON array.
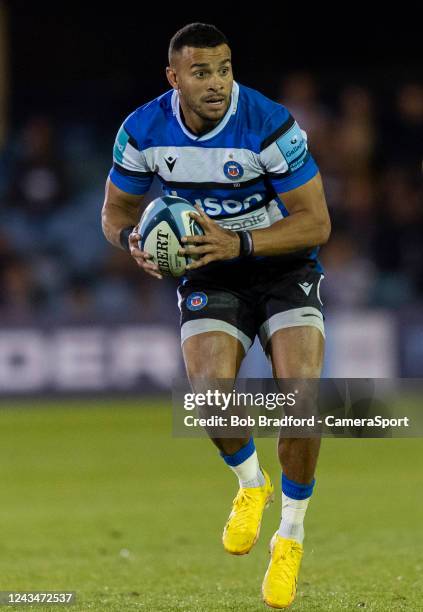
[[128, 229, 163, 280]]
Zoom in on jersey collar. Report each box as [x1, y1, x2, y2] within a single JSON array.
[[171, 81, 239, 141]]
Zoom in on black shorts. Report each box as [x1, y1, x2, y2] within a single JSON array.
[[178, 259, 325, 354]]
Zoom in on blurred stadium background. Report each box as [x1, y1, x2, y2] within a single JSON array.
[[0, 6, 422, 611]]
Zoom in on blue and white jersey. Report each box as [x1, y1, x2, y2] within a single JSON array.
[[109, 81, 322, 274]]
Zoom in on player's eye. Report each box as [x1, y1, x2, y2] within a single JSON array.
[[220, 68, 229, 76], [194, 71, 206, 78]]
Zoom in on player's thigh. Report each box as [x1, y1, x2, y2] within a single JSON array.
[[269, 325, 324, 378], [182, 331, 245, 381]]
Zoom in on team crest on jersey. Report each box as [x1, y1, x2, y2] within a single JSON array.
[[223, 161, 244, 180], [186, 292, 208, 311]]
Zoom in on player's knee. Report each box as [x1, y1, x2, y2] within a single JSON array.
[[182, 334, 243, 380], [274, 365, 322, 379], [183, 350, 237, 381], [185, 362, 237, 381]]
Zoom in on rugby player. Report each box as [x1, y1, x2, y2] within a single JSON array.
[[102, 23, 330, 609]]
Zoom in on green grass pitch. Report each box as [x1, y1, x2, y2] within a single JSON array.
[[0, 398, 421, 611]]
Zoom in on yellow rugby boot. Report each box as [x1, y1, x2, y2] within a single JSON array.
[[222, 468, 274, 555], [262, 532, 303, 608]]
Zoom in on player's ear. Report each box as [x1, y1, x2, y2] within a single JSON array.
[[166, 66, 178, 91]]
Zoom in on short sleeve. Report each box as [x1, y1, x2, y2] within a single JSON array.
[[260, 110, 319, 193], [109, 115, 154, 196]]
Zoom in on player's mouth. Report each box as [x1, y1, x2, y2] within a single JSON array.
[[204, 97, 226, 108]]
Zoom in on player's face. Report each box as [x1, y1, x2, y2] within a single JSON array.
[[167, 44, 233, 133]]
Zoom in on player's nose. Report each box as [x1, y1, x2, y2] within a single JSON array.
[[207, 74, 225, 91]]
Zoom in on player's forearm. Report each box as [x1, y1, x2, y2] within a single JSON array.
[[101, 201, 140, 249], [251, 211, 331, 257], [101, 178, 145, 249]]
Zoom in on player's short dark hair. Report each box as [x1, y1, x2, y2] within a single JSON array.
[[168, 23, 229, 63]]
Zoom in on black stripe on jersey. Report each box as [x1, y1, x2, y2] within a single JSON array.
[[123, 127, 139, 150], [158, 175, 264, 190], [260, 115, 295, 152], [266, 171, 289, 179], [113, 162, 154, 178]]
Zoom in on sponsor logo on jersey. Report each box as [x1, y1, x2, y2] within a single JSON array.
[[223, 161, 244, 180], [193, 193, 264, 216], [285, 143, 305, 158], [168, 192, 271, 225], [290, 155, 308, 172], [276, 121, 307, 171], [218, 211, 268, 231], [186, 292, 208, 311]]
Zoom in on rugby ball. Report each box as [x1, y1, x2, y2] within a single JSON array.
[[138, 196, 204, 277]]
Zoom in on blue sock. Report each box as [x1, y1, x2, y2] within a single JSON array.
[[282, 473, 315, 500]]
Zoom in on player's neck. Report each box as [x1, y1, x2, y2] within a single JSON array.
[[179, 102, 228, 137]]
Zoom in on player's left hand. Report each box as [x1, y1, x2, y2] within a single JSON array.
[[178, 205, 240, 270]]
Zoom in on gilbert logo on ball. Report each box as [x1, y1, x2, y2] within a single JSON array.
[[138, 195, 204, 278]]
